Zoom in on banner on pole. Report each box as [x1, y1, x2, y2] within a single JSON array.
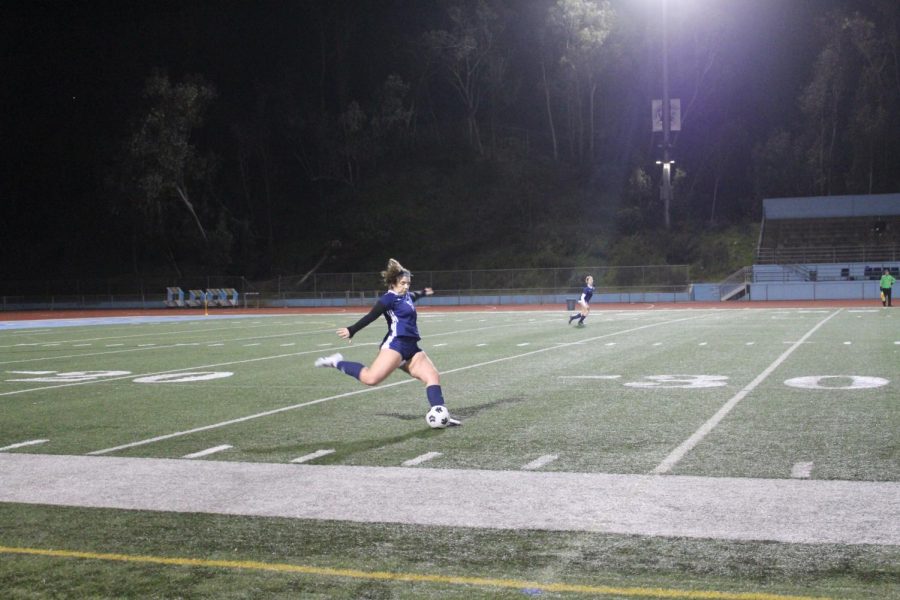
[[652, 98, 681, 132]]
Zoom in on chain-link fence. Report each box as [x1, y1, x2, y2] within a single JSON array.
[[0, 265, 691, 310], [253, 265, 691, 295]]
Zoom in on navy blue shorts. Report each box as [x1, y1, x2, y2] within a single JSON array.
[[381, 335, 422, 363]]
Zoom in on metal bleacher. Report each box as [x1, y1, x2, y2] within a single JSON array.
[[710, 193, 900, 299], [754, 194, 900, 281]]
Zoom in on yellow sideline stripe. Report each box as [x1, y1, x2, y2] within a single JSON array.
[[0, 545, 828, 600]]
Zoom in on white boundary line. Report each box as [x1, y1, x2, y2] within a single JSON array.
[[182, 445, 232, 459], [291, 449, 335, 464], [791, 462, 814, 479], [0, 439, 49, 451], [522, 454, 558, 470], [402, 452, 442, 466], [88, 314, 707, 455], [651, 309, 842, 475], [4, 453, 897, 545]]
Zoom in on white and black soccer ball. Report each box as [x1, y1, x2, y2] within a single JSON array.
[[425, 405, 449, 429]]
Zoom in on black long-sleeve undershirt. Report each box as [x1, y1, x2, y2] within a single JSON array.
[[346, 290, 427, 338], [346, 302, 387, 338]]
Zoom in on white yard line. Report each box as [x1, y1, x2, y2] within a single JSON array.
[[521, 454, 558, 470], [791, 462, 814, 479], [1, 345, 376, 399], [2, 453, 897, 546], [0, 321, 279, 351], [438, 315, 705, 378], [291, 449, 335, 464], [87, 313, 708, 455], [0, 439, 49, 451], [652, 309, 843, 475], [0, 317, 524, 377], [182, 445, 233, 459], [402, 452, 442, 467], [88, 381, 389, 456], [0, 326, 344, 368]]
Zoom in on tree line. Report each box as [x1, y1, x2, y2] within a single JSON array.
[[9, 0, 900, 281]]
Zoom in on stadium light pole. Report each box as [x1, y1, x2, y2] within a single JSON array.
[[660, 0, 673, 229]]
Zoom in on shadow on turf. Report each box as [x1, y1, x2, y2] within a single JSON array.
[[247, 398, 526, 463], [378, 395, 526, 423], [323, 398, 527, 461]]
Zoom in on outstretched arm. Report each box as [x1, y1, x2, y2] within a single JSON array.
[[411, 287, 434, 301], [337, 301, 388, 341]]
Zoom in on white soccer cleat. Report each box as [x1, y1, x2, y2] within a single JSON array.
[[314, 352, 344, 368], [446, 416, 462, 427]]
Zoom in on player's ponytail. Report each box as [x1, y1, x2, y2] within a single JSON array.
[[382, 258, 411, 286]]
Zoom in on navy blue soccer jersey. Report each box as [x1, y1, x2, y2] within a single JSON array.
[[581, 285, 595, 304], [346, 290, 426, 341], [378, 290, 421, 340]]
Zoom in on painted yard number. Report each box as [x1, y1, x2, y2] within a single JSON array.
[[5, 371, 891, 390], [6, 370, 233, 383], [783, 376, 888, 390], [619, 374, 890, 390], [624, 375, 728, 389]]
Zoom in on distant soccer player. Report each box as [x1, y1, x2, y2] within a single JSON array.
[[568, 275, 595, 327], [315, 258, 460, 426], [880, 268, 895, 307]]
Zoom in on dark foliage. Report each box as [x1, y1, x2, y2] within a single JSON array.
[[2, 0, 898, 281]]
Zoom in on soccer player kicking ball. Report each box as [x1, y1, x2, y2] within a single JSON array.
[[315, 258, 460, 428], [568, 275, 595, 328]]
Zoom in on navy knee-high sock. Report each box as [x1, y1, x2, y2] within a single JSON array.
[[336, 360, 363, 380], [426, 385, 445, 407]]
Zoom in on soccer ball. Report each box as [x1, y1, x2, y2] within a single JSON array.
[[425, 405, 449, 429]]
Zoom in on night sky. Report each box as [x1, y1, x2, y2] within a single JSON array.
[[3, 1, 898, 283]]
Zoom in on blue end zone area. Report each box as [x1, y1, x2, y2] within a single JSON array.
[[0, 314, 275, 331]]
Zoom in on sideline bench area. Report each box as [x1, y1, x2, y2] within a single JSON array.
[[166, 287, 239, 308]]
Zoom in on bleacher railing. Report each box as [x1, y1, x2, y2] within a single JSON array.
[[756, 245, 900, 264]]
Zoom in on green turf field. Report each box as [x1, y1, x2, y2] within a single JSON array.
[[0, 307, 898, 599]]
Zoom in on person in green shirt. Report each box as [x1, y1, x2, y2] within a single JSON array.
[[880, 268, 896, 307]]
